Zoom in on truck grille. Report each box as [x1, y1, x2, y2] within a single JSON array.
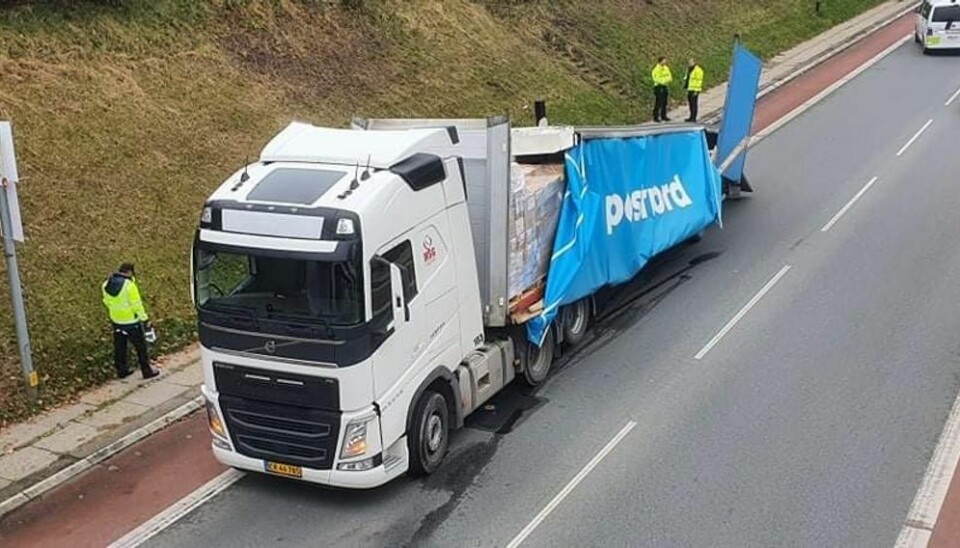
[[219, 395, 340, 469]]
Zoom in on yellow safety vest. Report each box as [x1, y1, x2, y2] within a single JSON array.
[[687, 65, 705, 92], [102, 276, 149, 325], [652, 64, 673, 86]]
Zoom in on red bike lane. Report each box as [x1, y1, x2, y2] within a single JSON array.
[[0, 413, 224, 548], [0, 13, 928, 548], [930, 459, 960, 546]]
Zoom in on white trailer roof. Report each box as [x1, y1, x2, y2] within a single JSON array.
[[260, 122, 454, 169]]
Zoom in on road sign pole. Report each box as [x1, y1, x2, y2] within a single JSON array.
[[0, 177, 37, 399]]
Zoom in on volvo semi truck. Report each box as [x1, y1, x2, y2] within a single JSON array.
[[193, 117, 729, 488]]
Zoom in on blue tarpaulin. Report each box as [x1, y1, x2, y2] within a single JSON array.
[[717, 44, 763, 183], [526, 130, 723, 345]]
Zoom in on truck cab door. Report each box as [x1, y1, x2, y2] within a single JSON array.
[[370, 242, 424, 403]]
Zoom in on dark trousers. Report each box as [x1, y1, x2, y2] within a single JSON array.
[[687, 91, 700, 122], [113, 323, 150, 377], [653, 85, 669, 121]]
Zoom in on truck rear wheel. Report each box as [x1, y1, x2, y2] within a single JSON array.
[[522, 328, 555, 386], [561, 299, 591, 348], [408, 391, 449, 476]]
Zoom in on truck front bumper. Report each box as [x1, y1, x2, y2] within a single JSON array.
[[211, 443, 408, 489], [203, 385, 409, 489]]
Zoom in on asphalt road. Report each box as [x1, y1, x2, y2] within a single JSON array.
[[146, 44, 960, 548]]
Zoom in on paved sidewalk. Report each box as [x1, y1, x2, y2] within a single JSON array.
[[0, 345, 203, 516], [0, 0, 916, 522]]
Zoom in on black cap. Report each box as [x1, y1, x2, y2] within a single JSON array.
[[119, 262, 135, 275]]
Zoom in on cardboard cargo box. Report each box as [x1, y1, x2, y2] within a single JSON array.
[[508, 162, 566, 299]]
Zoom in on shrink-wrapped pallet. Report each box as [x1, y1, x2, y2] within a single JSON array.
[[508, 162, 565, 299]]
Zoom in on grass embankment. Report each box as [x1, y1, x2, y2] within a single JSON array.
[[0, 0, 885, 422]]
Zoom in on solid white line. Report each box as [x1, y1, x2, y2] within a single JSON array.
[[109, 468, 245, 548], [946, 85, 960, 107], [506, 421, 637, 548], [896, 119, 933, 157], [694, 265, 792, 360], [820, 176, 879, 232], [752, 34, 911, 145], [894, 525, 931, 548], [894, 389, 960, 546]]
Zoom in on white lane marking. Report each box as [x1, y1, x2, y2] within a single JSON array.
[[752, 35, 911, 145], [109, 468, 245, 548], [894, 525, 931, 548], [946, 85, 960, 107], [896, 119, 933, 157], [506, 421, 637, 548], [694, 265, 792, 361], [894, 388, 960, 546], [820, 176, 880, 232]]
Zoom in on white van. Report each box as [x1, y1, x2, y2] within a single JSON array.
[[915, 0, 960, 52]]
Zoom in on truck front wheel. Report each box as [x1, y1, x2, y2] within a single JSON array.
[[522, 328, 555, 386], [408, 391, 449, 476]]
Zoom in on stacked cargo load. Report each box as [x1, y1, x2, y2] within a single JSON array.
[[507, 162, 565, 300]]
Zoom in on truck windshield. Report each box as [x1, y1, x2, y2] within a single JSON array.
[[195, 246, 364, 326]]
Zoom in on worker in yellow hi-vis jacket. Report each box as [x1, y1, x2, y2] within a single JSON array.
[[684, 58, 705, 122], [651, 56, 673, 122], [102, 262, 159, 379]]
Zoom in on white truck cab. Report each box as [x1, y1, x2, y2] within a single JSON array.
[[193, 122, 490, 487], [916, 0, 960, 52]]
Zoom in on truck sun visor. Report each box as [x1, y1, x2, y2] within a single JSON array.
[[246, 168, 347, 205], [389, 153, 446, 191]]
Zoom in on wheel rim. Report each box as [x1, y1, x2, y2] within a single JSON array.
[[426, 413, 444, 453], [529, 345, 550, 378], [567, 302, 586, 335]]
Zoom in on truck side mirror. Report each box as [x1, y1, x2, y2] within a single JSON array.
[[389, 263, 410, 323]]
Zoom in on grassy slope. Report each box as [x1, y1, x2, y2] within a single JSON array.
[[0, 0, 884, 422]]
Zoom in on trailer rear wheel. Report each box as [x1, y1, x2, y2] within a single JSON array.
[[408, 391, 449, 476], [561, 299, 591, 347], [522, 328, 555, 386]]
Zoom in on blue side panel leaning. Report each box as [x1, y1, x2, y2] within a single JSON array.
[[716, 44, 762, 183], [526, 130, 722, 345]]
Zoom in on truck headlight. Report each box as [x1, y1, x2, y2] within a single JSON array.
[[205, 398, 228, 441], [200, 206, 213, 224], [340, 419, 371, 459], [336, 218, 355, 236]]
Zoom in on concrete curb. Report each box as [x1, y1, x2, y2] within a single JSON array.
[[698, 1, 917, 126], [0, 396, 203, 519]]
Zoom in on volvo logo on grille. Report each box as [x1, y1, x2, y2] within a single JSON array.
[[264, 340, 277, 354]]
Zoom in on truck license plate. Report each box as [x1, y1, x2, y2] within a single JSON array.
[[265, 461, 302, 478]]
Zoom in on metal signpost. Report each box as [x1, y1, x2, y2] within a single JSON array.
[[0, 121, 37, 398]]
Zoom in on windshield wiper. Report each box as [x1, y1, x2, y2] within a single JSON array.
[[203, 302, 259, 328], [205, 301, 254, 315]]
